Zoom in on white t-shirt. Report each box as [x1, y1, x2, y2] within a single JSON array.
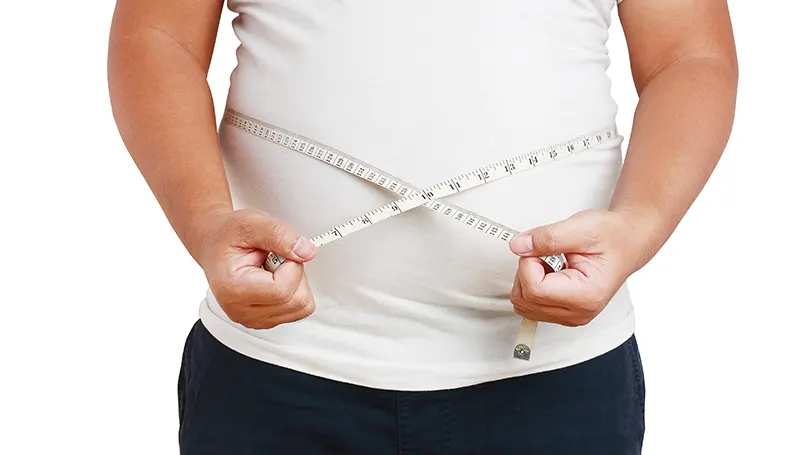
[[200, 0, 635, 391]]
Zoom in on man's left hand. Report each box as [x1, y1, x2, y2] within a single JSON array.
[[508, 209, 654, 327]]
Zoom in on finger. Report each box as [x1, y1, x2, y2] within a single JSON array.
[[236, 211, 317, 261], [517, 256, 547, 300], [514, 260, 570, 309], [251, 275, 315, 322], [232, 282, 315, 329], [509, 212, 599, 257], [513, 303, 584, 327], [518, 256, 596, 307], [226, 260, 305, 306], [287, 273, 315, 313], [526, 267, 591, 305], [253, 298, 316, 329], [511, 273, 523, 304]]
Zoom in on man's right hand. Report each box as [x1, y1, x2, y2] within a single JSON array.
[[188, 207, 318, 330]]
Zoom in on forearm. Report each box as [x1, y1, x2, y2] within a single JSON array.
[[610, 58, 738, 269], [108, 16, 229, 262]]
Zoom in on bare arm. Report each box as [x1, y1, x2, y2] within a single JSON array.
[[108, 0, 229, 261], [611, 0, 739, 270], [108, 0, 318, 329], [509, 0, 738, 326]]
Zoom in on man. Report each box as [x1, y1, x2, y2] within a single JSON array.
[[108, 0, 737, 453]]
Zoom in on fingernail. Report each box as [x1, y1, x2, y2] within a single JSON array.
[[510, 233, 534, 255], [292, 237, 316, 259]]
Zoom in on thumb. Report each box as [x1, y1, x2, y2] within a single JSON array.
[[238, 211, 317, 262], [509, 213, 596, 257]]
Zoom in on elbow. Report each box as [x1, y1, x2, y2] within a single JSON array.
[[635, 52, 739, 97]]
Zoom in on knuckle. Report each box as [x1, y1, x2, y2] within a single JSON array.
[[570, 309, 597, 327], [268, 223, 295, 251], [522, 280, 544, 301], [267, 220, 286, 242], [226, 308, 249, 325], [237, 208, 264, 222], [275, 306, 308, 325], [532, 229, 555, 251], [234, 215, 256, 240], [295, 293, 313, 311], [586, 229, 603, 246], [233, 209, 271, 235], [210, 275, 257, 322], [218, 274, 246, 301], [208, 276, 226, 297], [270, 285, 296, 304], [510, 286, 523, 304], [595, 215, 612, 232], [210, 278, 236, 304], [300, 300, 316, 317], [224, 305, 256, 327], [512, 305, 528, 318], [585, 286, 609, 309]]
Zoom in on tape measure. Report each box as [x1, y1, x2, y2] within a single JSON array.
[[223, 109, 620, 361]]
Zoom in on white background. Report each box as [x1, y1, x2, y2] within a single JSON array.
[[1, 1, 807, 454]]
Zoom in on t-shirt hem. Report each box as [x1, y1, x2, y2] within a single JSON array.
[[199, 296, 635, 392]]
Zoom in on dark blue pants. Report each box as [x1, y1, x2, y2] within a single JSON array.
[[178, 320, 645, 454]]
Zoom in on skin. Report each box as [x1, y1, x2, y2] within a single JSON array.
[[108, 0, 737, 330], [108, 0, 316, 330], [508, 0, 738, 326]]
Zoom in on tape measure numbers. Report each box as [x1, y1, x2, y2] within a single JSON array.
[[223, 109, 620, 361]]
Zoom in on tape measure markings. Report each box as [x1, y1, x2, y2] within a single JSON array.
[[224, 110, 617, 271], [222, 109, 620, 360], [225, 111, 518, 247]]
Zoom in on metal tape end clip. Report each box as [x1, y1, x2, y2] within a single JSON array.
[[513, 344, 532, 361]]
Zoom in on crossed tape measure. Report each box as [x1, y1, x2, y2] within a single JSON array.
[[223, 109, 620, 360]]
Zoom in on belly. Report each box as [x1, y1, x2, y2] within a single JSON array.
[[220, 124, 623, 313]]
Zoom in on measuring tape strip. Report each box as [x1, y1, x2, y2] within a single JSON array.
[[223, 109, 620, 360]]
